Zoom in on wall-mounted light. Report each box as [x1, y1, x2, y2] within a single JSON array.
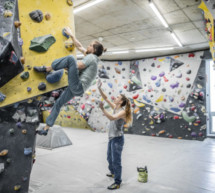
[[111, 50, 130, 54], [74, 0, 105, 14], [149, 0, 169, 28], [170, 32, 183, 47]]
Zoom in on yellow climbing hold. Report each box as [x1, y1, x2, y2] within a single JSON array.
[[158, 58, 165, 62], [156, 95, 164, 103], [3, 32, 10, 37], [134, 100, 145, 107], [149, 120, 154, 125], [85, 91, 91, 95]]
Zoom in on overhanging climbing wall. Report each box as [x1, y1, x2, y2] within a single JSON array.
[[0, 0, 75, 108], [199, 0, 215, 64]]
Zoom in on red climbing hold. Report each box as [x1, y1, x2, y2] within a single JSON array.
[[132, 94, 139, 99], [188, 53, 195, 57], [173, 116, 179, 120], [123, 85, 127, 89], [131, 70, 135, 74], [163, 76, 169, 82], [186, 77, 190, 81]]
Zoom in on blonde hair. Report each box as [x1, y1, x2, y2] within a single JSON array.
[[120, 94, 133, 126]]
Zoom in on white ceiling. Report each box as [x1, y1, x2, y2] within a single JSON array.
[[73, 0, 209, 60]]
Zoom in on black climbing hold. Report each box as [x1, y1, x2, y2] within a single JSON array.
[[122, 68, 125, 71], [143, 68, 147, 71], [186, 84, 191, 88], [20, 71, 29, 80], [107, 67, 110, 70], [151, 63, 155, 67], [38, 82, 46, 90], [162, 88, 166, 92], [186, 70, 191, 74], [29, 10, 43, 23]]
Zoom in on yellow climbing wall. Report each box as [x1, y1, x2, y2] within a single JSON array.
[[0, 0, 75, 108], [42, 105, 92, 130], [199, 0, 215, 62]]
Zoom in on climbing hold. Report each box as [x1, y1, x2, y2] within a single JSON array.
[[16, 122, 22, 128], [14, 21, 21, 28], [173, 115, 179, 120], [0, 149, 8, 157], [188, 53, 195, 57], [45, 12, 51, 20], [0, 163, 4, 174], [179, 102, 185, 108], [186, 77, 190, 81], [162, 88, 166, 92], [22, 129, 27, 134], [151, 75, 157, 81], [27, 87, 32, 92], [29, 34, 56, 52], [108, 82, 113, 88], [155, 79, 161, 87], [0, 92, 6, 102], [198, 132, 203, 137], [159, 72, 165, 77], [136, 114, 142, 120], [170, 107, 181, 113], [67, 0, 73, 6], [186, 84, 191, 88], [176, 72, 182, 78], [142, 95, 151, 103], [62, 28, 70, 38], [170, 82, 179, 89], [181, 96, 185, 101], [81, 104, 85, 110], [134, 100, 145, 107], [133, 94, 139, 100], [24, 147, 32, 156], [168, 135, 173, 138], [181, 111, 196, 123], [155, 95, 164, 103], [29, 10, 43, 22], [4, 10, 13, 17], [134, 107, 140, 114], [191, 132, 197, 137], [163, 76, 168, 82], [38, 82, 46, 90], [14, 185, 21, 191], [9, 128, 15, 135], [65, 40, 74, 51], [151, 63, 155, 67], [115, 67, 121, 74], [158, 130, 165, 135], [9, 51, 18, 64], [20, 71, 29, 80], [20, 57, 25, 64], [131, 76, 142, 86], [131, 70, 135, 74], [186, 70, 191, 74], [46, 69, 64, 83]]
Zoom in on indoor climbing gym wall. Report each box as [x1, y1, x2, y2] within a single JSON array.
[[76, 51, 207, 141], [199, 0, 215, 66], [0, 0, 75, 108], [0, 0, 75, 192]]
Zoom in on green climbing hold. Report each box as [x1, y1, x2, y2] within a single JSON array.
[[29, 34, 56, 52], [137, 166, 148, 183], [9, 128, 15, 135], [131, 76, 142, 86], [20, 71, 29, 80], [181, 111, 196, 123]]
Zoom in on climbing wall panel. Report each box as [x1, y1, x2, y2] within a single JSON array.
[[42, 104, 92, 130], [199, 0, 215, 64], [0, 0, 75, 108]]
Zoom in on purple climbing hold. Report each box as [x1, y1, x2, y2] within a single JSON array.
[[0, 92, 6, 102], [16, 122, 22, 128], [191, 132, 197, 137], [27, 87, 32, 92], [179, 102, 185, 108], [159, 72, 165, 77], [151, 75, 157, 81], [170, 82, 179, 89], [176, 72, 182, 78], [18, 37, 23, 46]]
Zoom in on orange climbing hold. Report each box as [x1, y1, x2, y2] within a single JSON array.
[[0, 149, 8, 157], [134, 107, 140, 114]]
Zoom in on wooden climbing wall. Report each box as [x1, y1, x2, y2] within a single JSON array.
[[42, 105, 92, 130], [0, 0, 75, 108]]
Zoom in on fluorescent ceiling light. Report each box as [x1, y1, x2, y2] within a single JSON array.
[[135, 47, 174, 52], [77, 54, 84, 58], [74, 0, 105, 14], [171, 32, 183, 47], [111, 50, 129, 54], [149, 1, 169, 28]]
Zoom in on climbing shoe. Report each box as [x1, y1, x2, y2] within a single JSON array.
[[106, 173, 114, 178], [33, 66, 47, 73], [107, 183, 120, 190], [36, 128, 48, 136]]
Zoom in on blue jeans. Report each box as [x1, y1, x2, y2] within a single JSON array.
[[46, 55, 84, 127], [107, 136, 124, 185]]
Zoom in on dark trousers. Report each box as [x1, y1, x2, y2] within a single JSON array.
[[107, 136, 124, 185]]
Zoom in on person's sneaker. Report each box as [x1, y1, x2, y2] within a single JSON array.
[[36, 128, 49, 136], [106, 173, 114, 178], [107, 183, 120, 190], [34, 66, 47, 73]]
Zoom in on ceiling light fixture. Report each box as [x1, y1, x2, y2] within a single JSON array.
[[149, 0, 169, 28], [135, 47, 174, 52], [111, 50, 130, 54], [170, 32, 183, 47], [74, 0, 105, 14]]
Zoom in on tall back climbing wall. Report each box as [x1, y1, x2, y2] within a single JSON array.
[[0, 0, 75, 108], [75, 51, 207, 140]]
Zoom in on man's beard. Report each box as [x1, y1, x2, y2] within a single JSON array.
[[86, 50, 90, 55]]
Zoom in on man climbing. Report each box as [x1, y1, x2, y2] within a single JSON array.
[[34, 27, 106, 135]]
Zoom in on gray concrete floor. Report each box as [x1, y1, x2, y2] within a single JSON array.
[[29, 127, 215, 193]]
